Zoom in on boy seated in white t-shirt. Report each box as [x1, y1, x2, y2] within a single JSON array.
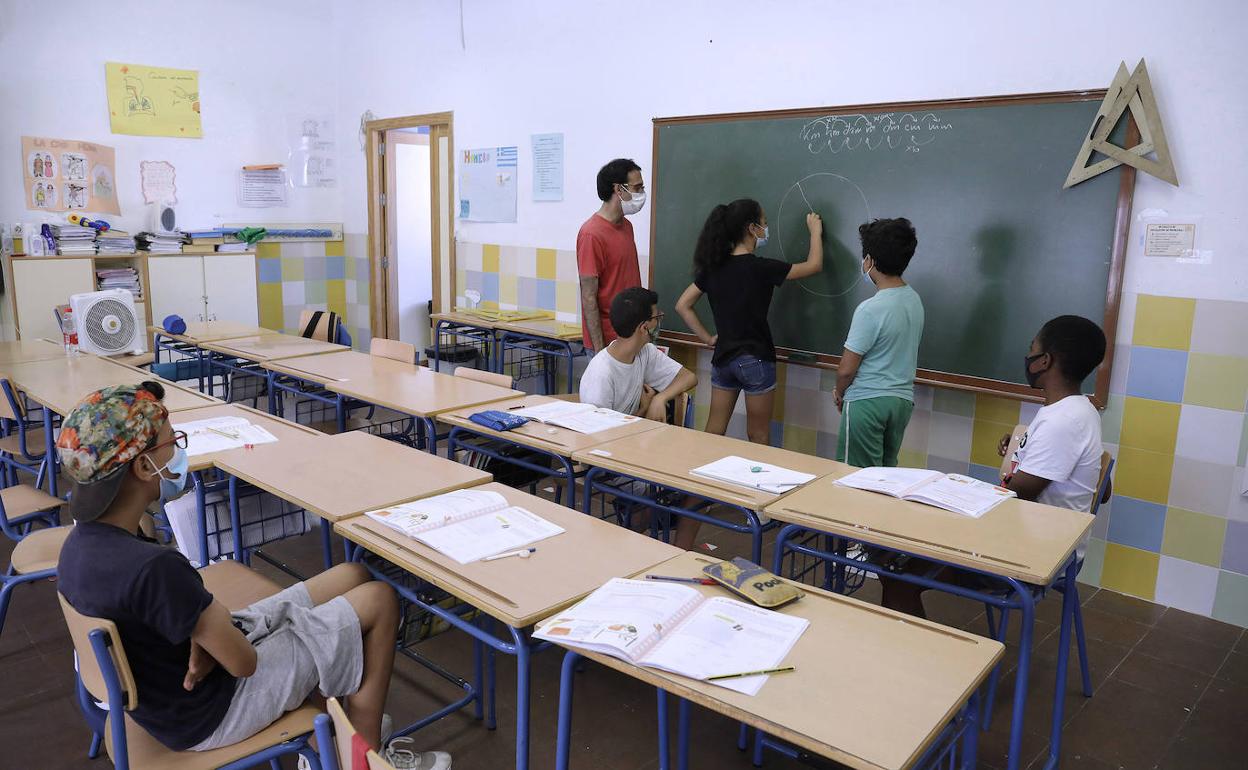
[[579, 286, 696, 421], [999, 314, 1110, 510]]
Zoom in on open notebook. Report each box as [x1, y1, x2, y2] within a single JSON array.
[[690, 456, 816, 495], [510, 400, 640, 434], [364, 489, 564, 564], [173, 415, 279, 456], [534, 577, 808, 696], [834, 467, 1016, 518]]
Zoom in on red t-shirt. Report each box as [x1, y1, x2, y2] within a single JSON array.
[[576, 213, 641, 348]]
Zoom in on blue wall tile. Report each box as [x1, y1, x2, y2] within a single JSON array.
[[481, 272, 500, 303], [326, 255, 346, 280], [967, 463, 1001, 483], [536, 279, 556, 310], [1125, 347, 1188, 402], [1106, 495, 1167, 552], [257, 257, 281, 283]]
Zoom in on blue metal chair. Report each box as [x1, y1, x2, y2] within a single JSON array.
[[0, 378, 52, 489], [314, 697, 401, 770], [0, 450, 66, 643]]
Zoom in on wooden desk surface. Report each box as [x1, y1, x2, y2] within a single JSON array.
[[335, 482, 683, 628], [764, 468, 1094, 586], [148, 321, 276, 344], [430, 311, 501, 329], [201, 334, 346, 362], [570, 424, 842, 510], [494, 317, 581, 341], [541, 551, 1003, 770], [216, 430, 491, 522], [5, 355, 220, 415], [439, 395, 664, 457], [326, 367, 521, 418], [0, 339, 68, 367], [169, 402, 326, 473], [261, 350, 418, 383]]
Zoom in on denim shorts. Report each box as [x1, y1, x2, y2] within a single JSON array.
[[710, 353, 777, 395]]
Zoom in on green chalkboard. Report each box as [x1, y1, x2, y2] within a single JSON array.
[[650, 92, 1132, 402]]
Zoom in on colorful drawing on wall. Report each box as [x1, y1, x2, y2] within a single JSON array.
[[459, 146, 518, 222], [140, 160, 177, 204], [21, 136, 120, 214], [105, 61, 202, 138]]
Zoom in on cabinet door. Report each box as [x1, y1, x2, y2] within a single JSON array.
[[147, 256, 206, 323], [12, 258, 94, 341], [203, 254, 259, 325]]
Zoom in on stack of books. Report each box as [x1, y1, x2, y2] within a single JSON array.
[[49, 224, 97, 255], [217, 241, 251, 253], [96, 230, 136, 255], [96, 266, 142, 297], [136, 231, 186, 254], [184, 228, 226, 254]]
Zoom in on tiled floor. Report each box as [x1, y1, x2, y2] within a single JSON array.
[[2, 512, 1245, 769]]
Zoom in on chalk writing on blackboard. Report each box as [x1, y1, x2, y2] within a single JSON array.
[[802, 113, 954, 154]]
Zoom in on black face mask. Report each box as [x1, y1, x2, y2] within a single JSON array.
[[1024, 352, 1049, 388]]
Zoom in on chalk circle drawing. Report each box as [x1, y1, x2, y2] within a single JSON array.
[[62, 152, 88, 181], [802, 112, 954, 155], [774, 172, 872, 298], [92, 166, 115, 199]]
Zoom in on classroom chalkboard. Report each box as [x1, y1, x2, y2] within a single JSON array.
[[649, 91, 1133, 403]]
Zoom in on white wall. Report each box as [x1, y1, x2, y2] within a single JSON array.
[[331, 0, 1248, 303], [394, 140, 433, 347]]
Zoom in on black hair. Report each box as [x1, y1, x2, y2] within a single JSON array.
[[139, 381, 166, 400], [596, 158, 642, 202], [1036, 315, 1106, 383], [858, 218, 918, 276], [609, 286, 659, 339], [692, 199, 763, 278]]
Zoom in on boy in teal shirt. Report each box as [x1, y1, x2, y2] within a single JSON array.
[[835, 218, 924, 467]]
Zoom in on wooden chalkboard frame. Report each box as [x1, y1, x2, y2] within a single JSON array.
[[648, 90, 1137, 407]]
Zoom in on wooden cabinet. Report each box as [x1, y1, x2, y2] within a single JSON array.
[[147, 254, 258, 326], [9, 257, 98, 341]]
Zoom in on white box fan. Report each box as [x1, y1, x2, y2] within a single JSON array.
[[69, 290, 147, 356]]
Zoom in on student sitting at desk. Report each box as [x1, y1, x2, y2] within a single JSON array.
[[580, 286, 696, 421], [55, 383, 450, 769]]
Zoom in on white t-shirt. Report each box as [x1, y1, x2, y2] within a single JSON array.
[[1013, 394, 1103, 512], [579, 342, 683, 415]]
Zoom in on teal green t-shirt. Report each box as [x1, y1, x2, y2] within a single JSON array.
[[842, 284, 924, 402]]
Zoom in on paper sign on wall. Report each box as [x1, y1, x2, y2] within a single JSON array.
[[21, 136, 121, 214], [105, 61, 202, 138], [238, 169, 288, 207], [531, 133, 564, 201], [140, 161, 178, 204], [1143, 223, 1196, 258], [459, 146, 518, 222], [287, 115, 337, 188]]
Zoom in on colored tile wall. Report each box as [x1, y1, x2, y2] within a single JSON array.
[[254, 234, 371, 349], [455, 240, 580, 322]]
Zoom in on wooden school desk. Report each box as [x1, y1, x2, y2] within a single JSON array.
[[0, 339, 67, 366], [440, 394, 664, 509], [570, 424, 841, 563], [430, 311, 501, 373], [548, 551, 1003, 770], [325, 367, 521, 454], [335, 482, 683, 770], [150, 321, 275, 392], [493, 317, 586, 394], [215, 430, 491, 569], [262, 349, 420, 434], [764, 470, 1094, 770], [201, 333, 346, 407], [170, 402, 326, 567]]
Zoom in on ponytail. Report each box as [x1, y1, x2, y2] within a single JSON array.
[[692, 198, 763, 278]]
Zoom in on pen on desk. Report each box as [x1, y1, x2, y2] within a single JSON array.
[[483, 547, 536, 561], [645, 574, 717, 586], [205, 426, 241, 439], [706, 665, 795, 681]]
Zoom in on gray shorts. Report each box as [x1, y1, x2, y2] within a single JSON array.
[[190, 583, 364, 751]]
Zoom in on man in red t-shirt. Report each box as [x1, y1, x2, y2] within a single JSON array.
[[577, 158, 646, 350]]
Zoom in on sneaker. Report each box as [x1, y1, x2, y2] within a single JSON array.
[[380, 713, 394, 746], [386, 737, 452, 769]]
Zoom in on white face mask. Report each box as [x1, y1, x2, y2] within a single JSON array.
[[754, 224, 769, 248], [862, 257, 875, 287], [618, 187, 646, 215]]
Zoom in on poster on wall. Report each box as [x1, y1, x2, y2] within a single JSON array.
[[531, 133, 564, 201], [21, 136, 121, 214], [104, 61, 202, 138], [459, 146, 517, 222], [140, 160, 178, 204], [286, 115, 337, 188]]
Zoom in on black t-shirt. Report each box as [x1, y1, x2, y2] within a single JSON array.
[[694, 254, 793, 366], [57, 522, 236, 750]]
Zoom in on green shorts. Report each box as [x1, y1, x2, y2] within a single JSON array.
[[837, 396, 914, 468]]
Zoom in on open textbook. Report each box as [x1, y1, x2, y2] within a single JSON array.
[[534, 577, 808, 696], [173, 415, 279, 456], [364, 489, 564, 564], [690, 456, 816, 495], [510, 400, 640, 434], [833, 467, 1016, 518]]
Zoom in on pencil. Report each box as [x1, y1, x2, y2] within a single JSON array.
[[706, 665, 795, 681], [645, 574, 716, 586]]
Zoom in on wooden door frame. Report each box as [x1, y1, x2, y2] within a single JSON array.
[[364, 111, 455, 340]]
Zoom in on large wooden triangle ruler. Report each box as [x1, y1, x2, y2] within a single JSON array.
[[1064, 59, 1177, 188]]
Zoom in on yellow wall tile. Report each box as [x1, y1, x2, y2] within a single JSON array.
[[1100, 543, 1159, 600], [898, 448, 927, 469], [771, 364, 788, 420], [556, 281, 578, 315], [1132, 295, 1195, 350], [324, 240, 345, 257], [1114, 446, 1174, 504], [500, 273, 519, 306], [482, 244, 500, 274], [974, 394, 1021, 425], [970, 419, 1014, 468], [326, 280, 346, 316], [1119, 397, 1181, 454], [257, 242, 280, 259], [1183, 353, 1248, 411], [257, 283, 283, 330], [783, 425, 817, 455], [537, 248, 558, 280]]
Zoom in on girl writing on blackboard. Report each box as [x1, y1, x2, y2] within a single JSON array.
[[675, 200, 823, 445]]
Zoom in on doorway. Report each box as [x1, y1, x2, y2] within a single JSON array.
[[364, 112, 455, 347]]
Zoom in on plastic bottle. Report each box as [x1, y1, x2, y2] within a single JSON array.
[[60, 306, 79, 355]]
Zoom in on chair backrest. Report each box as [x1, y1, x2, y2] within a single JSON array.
[[453, 366, 513, 389], [0, 378, 25, 422], [57, 593, 139, 711], [370, 337, 417, 365], [998, 423, 1028, 480], [324, 697, 397, 770], [1089, 451, 1115, 517], [298, 310, 341, 342], [672, 390, 695, 428]]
